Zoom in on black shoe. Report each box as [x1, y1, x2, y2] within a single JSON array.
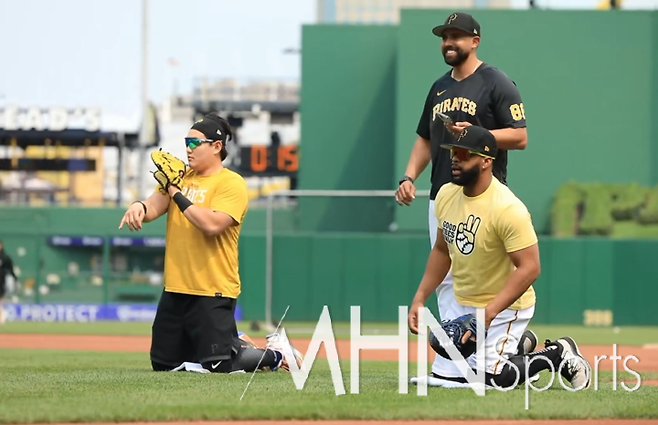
[[545, 337, 591, 390], [518, 329, 538, 355]]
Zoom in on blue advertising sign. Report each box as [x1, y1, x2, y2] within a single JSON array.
[[47, 235, 105, 247], [110, 237, 166, 248], [46, 236, 168, 248], [4, 303, 243, 322]]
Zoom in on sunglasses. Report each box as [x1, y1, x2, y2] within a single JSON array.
[[185, 137, 217, 149], [450, 148, 484, 161], [450, 147, 490, 161]]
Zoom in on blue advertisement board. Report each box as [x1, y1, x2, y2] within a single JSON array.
[[47, 235, 105, 247], [47, 235, 167, 248], [4, 303, 242, 322]]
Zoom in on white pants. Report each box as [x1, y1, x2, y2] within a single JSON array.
[[428, 200, 534, 377]]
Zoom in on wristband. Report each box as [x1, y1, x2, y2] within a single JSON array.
[[132, 201, 147, 215], [399, 175, 414, 186], [173, 192, 193, 213]]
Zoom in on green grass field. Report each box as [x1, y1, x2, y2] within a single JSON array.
[[3, 321, 658, 345], [0, 349, 656, 423], [2, 322, 658, 423]]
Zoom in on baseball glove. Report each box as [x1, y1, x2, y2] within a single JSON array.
[[151, 149, 187, 193], [429, 313, 485, 360]]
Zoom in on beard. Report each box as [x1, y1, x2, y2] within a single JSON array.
[[442, 45, 469, 67], [451, 163, 481, 186]]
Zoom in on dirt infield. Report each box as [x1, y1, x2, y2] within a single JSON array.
[[44, 421, 658, 425], [2, 333, 658, 371]]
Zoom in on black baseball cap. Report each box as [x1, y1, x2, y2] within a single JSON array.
[[432, 12, 481, 38], [190, 112, 227, 142], [440, 126, 497, 159]]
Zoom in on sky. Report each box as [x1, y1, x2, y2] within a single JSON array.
[[1, 0, 655, 122], [0, 0, 316, 119]]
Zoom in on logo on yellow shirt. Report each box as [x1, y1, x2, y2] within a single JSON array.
[[444, 214, 481, 255]]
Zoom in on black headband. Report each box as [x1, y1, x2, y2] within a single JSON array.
[[191, 115, 226, 142]]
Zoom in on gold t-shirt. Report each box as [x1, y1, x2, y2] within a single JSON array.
[[435, 177, 538, 310], [159, 167, 248, 298]]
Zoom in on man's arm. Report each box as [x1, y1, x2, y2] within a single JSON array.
[[396, 86, 434, 206], [409, 227, 452, 334], [489, 127, 527, 151], [167, 179, 247, 237], [413, 228, 452, 304], [406, 85, 434, 180], [484, 204, 540, 327], [489, 75, 528, 150], [142, 190, 171, 223], [403, 136, 432, 181], [397, 135, 431, 206], [484, 243, 540, 326]]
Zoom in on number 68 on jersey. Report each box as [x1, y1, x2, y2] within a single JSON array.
[[510, 103, 526, 121]]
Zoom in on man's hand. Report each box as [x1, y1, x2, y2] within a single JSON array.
[[119, 202, 146, 231], [484, 306, 496, 330], [445, 121, 473, 139], [408, 300, 425, 335], [167, 184, 181, 197], [396, 180, 416, 206], [428, 314, 485, 360]]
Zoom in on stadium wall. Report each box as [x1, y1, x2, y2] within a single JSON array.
[[239, 234, 658, 326], [295, 11, 658, 236], [298, 25, 399, 233], [652, 11, 658, 186], [2, 217, 658, 325], [394, 9, 657, 234]]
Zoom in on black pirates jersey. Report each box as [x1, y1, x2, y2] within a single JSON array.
[[416, 62, 526, 200]]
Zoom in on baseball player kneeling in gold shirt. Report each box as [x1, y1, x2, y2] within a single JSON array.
[[119, 112, 302, 373], [408, 125, 591, 391]]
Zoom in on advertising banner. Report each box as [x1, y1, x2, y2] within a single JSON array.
[[4, 303, 242, 322]]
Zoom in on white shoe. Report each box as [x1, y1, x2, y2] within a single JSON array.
[[266, 332, 304, 372], [550, 337, 592, 390]]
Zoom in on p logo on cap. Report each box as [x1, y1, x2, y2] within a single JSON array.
[[457, 129, 468, 142]]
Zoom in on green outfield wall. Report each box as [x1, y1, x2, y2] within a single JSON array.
[[394, 9, 658, 235], [239, 234, 658, 326], [1, 206, 656, 325], [298, 25, 399, 233], [298, 11, 658, 235]]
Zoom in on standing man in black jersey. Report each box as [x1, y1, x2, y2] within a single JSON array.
[[395, 12, 534, 384]]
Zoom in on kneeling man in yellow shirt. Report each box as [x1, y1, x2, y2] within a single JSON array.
[[408, 125, 591, 391]]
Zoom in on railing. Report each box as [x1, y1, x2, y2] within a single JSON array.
[[262, 189, 431, 330]]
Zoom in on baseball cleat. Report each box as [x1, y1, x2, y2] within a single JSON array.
[[518, 329, 540, 383], [266, 332, 304, 372], [518, 329, 538, 355], [547, 337, 591, 390]]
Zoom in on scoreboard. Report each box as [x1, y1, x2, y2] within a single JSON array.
[[234, 144, 298, 177]]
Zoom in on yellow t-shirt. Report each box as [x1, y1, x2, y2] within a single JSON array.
[[160, 167, 248, 298], [434, 177, 538, 310]]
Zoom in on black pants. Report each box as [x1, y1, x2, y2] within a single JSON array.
[[150, 290, 242, 367]]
